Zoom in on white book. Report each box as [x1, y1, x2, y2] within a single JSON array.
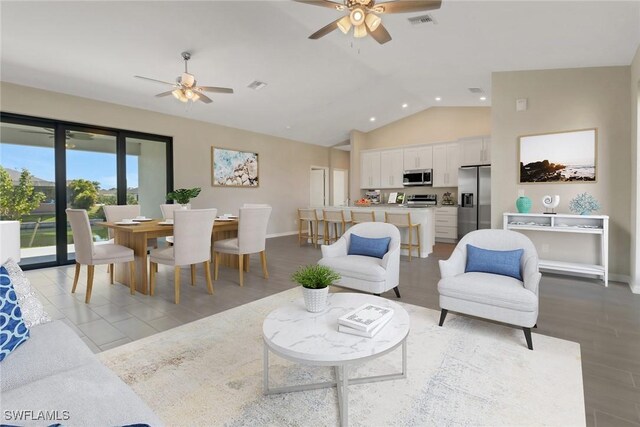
[[338, 304, 394, 332], [338, 315, 392, 338]]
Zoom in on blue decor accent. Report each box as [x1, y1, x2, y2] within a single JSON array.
[[465, 244, 524, 281], [348, 234, 391, 259], [0, 266, 30, 362], [516, 196, 532, 213], [569, 192, 601, 215]]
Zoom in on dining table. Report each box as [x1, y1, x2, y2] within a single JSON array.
[[99, 218, 241, 295]]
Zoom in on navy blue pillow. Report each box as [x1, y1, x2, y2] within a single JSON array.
[[348, 234, 391, 259], [465, 244, 524, 281], [0, 266, 30, 362]]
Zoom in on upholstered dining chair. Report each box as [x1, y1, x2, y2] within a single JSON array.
[[66, 209, 136, 303], [213, 206, 272, 287], [149, 209, 217, 304], [160, 203, 190, 245], [243, 203, 270, 207], [318, 222, 401, 297], [437, 229, 541, 350]]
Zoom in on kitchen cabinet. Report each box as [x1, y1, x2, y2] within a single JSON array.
[[460, 136, 491, 166], [435, 207, 458, 242], [403, 146, 433, 170], [432, 142, 460, 187], [360, 151, 381, 189], [380, 149, 404, 188]]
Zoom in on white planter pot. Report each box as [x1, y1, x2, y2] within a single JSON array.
[[302, 287, 329, 313]]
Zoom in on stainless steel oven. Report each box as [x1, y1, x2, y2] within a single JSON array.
[[403, 169, 432, 186]]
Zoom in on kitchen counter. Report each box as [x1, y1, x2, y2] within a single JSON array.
[[312, 206, 435, 258]]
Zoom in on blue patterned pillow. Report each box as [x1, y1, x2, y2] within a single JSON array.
[[0, 266, 30, 362]]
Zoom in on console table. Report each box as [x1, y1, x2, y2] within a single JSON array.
[[503, 213, 609, 286]]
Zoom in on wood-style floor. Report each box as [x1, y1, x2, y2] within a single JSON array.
[[25, 236, 640, 427]]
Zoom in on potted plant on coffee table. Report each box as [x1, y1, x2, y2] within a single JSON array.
[[291, 265, 340, 313], [166, 187, 201, 209]]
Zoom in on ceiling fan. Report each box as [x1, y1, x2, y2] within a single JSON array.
[[20, 129, 94, 141], [134, 52, 233, 104], [296, 0, 442, 44]]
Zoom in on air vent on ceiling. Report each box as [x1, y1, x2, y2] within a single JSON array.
[[468, 88, 485, 94], [247, 80, 268, 91], [408, 14, 435, 25]]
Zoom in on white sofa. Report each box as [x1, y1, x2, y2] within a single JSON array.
[[318, 222, 401, 297]]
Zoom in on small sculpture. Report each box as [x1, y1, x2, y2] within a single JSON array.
[[542, 195, 560, 215], [569, 193, 601, 216]]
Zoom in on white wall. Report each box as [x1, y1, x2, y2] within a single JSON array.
[[492, 66, 632, 279]]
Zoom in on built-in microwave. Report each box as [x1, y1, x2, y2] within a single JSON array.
[[403, 169, 432, 186]]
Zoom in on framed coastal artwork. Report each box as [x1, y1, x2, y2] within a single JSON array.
[[518, 128, 597, 184], [211, 147, 259, 187]]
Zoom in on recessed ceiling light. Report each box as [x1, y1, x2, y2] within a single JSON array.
[[402, 103, 408, 108], [369, 117, 376, 122], [480, 96, 487, 101], [435, 97, 442, 101], [285, 125, 292, 129]]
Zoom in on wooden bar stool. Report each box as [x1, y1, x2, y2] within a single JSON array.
[[298, 208, 322, 248], [351, 210, 376, 224], [323, 210, 351, 245], [385, 212, 421, 261]]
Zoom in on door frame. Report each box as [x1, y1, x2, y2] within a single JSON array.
[[309, 165, 329, 207]]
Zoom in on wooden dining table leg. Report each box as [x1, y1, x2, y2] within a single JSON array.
[[244, 254, 250, 272], [114, 230, 149, 295], [191, 264, 196, 286]]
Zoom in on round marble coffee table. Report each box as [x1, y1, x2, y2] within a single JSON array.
[[262, 292, 410, 426]]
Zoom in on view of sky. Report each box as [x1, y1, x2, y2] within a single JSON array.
[[0, 143, 139, 189], [520, 130, 596, 166]]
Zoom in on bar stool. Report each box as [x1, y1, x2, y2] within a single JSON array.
[[385, 212, 421, 262], [350, 210, 376, 224], [323, 210, 351, 245], [298, 208, 322, 248]]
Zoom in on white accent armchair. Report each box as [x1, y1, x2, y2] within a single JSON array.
[[437, 229, 542, 350], [318, 222, 401, 297]]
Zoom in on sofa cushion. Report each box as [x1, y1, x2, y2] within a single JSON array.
[[465, 244, 523, 280], [318, 255, 385, 282], [1, 320, 96, 391], [2, 258, 51, 328], [2, 361, 163, 426], [438, 272, 537, 312], [348, 234, 390, 259], [0, 266, 30, 362]]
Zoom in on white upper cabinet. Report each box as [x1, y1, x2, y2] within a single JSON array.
[[432, 142, 460, 187], [403, 146, 433, 170], [459, 136, 491, 166], [380, 149, 404, 189], [360, 151, 381, 189]]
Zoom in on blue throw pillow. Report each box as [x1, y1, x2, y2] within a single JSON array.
[[465, 244, 524, 281], [0, 266, 30, 362], [348, 234, 391, 259]]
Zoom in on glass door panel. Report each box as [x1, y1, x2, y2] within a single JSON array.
[[65, 130, 117, 261], [0, 122, 57, 265], [126, 137, 167, 219]]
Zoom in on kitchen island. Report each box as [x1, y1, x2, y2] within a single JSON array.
[[312, 205, 435, 258]]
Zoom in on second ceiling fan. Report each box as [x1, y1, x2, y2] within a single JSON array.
[[296, 0, 442, 44]]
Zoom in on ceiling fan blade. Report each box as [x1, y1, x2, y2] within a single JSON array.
[[134, 75, 177, 86], [294, 0, 345, 10], [198, 86, 234, 94], [69, 133, 94, 141], [20, 130, 54, 135], [375, 0, 442, 14], [309, 16, 343, 39], [369, 22, 392, 44], [155, 91, 174, 98], [197, 93, 213, 104]]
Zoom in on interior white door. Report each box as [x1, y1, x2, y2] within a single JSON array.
[[310, 168, 326, 207], [332, 170, 347, 206]]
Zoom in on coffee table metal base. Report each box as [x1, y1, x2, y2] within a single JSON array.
[[263, 339, 407, 427]]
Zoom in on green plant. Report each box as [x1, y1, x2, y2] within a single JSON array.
[[167, 187, 201, 205], [68, 179, 100, 210], [0, 166, 46, 220], [291, 265, 340, 289]]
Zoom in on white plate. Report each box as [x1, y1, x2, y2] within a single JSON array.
[[158, 221, 174, 226], [132, 218, 153, 222], [115, 221, 139, 226]]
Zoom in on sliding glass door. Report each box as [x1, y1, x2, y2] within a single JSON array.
[[0, 113, 173, 269]]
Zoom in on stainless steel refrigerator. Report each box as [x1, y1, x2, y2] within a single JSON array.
[[458, 166, 491, 239]]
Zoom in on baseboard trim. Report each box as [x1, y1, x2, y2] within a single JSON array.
[[266, 231, 298, 239]]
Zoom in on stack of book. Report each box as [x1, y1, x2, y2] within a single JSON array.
[[338, 304, 394, 338]]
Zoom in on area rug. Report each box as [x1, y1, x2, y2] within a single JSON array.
[[99, 288, 585, 426]]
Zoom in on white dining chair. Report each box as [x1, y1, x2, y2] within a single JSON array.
[[66, 209, 136, 303], [213, 206, 272, 287], [149, 209, 217, 304], [243, 203, 270, 207], [160, 203, 190, 245]]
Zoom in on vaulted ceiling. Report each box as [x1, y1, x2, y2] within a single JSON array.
[[1, 1, 639, 146]]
